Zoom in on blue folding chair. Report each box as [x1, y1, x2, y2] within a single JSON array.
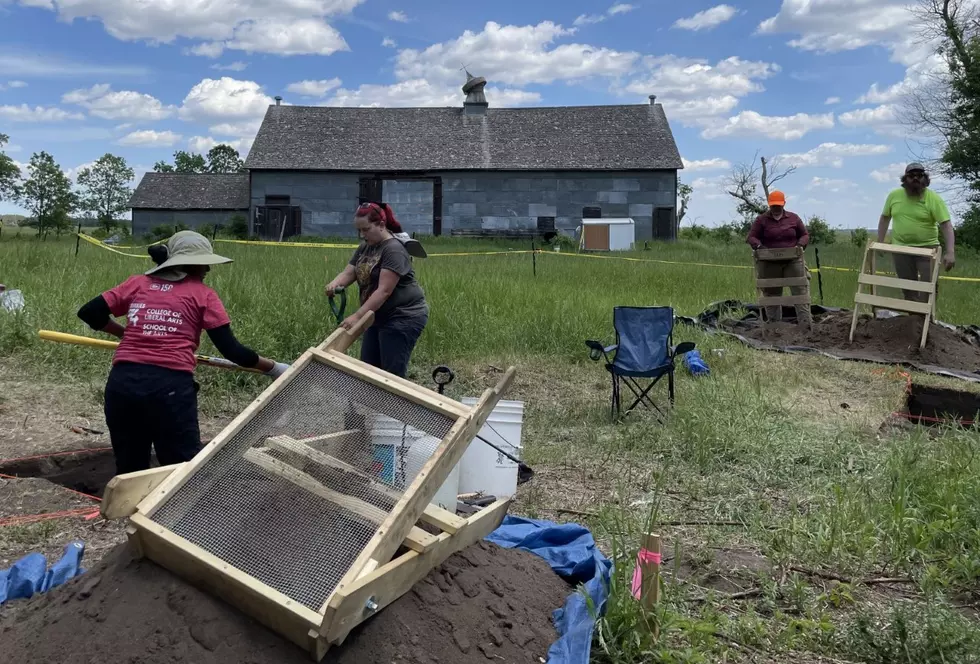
[[586, 306, 695, 421]]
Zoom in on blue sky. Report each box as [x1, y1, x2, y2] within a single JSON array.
[[0, 0, 950, 227]]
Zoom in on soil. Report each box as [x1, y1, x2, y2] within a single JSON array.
[[0, 449, 117, 497], [0, 539, 569, 664], [727, 311, 980, 373]]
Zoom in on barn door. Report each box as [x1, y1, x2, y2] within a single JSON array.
[[358, 177, 383, 204]]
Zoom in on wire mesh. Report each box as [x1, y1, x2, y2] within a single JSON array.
[[150, 360, 457, 611]]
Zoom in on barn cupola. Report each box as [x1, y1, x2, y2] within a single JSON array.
[[462, 70, 488, 116]]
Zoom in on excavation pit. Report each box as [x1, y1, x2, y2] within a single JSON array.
[[0, 449, 118, 497], [902, 384, 980, 428]]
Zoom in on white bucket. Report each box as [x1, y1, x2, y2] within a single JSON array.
[[458, 398, 524, 499], [369, 415, 459, 511]]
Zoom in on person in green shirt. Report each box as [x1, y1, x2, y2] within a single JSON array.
[[877, 162, 956, 303]]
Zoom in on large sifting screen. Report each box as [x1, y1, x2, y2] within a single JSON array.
[[149, 361, 457, 611]]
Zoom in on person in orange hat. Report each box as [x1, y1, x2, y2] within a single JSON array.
[[746, 190, 812, 325]]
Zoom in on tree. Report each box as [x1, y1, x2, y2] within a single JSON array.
[[677, 178, 693, 224], [726, 152, 797, 231], [206, 144, 245, 173], [805, 215, 836, 245], [16, 152, 76, 238], [77, 153, 134, 234], [0, 133, 20, 202], [153, 150, 207, 174]]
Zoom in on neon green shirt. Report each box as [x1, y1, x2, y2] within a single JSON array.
[[881, 187, 950, 247]]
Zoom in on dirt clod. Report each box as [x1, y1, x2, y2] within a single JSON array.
[[0, 540, 568, 664]]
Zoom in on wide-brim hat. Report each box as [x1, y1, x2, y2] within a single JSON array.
[[145, 230, 232, 276], [392, 232, 427, 258]]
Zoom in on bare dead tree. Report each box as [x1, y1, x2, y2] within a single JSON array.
[[726, 151, 797, 218]]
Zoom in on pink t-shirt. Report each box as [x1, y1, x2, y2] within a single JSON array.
[[102, 275, 231, 373]]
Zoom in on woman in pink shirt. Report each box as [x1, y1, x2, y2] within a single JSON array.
[[77, 231, 287, 475]]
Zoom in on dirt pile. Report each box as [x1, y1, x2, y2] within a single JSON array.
[[726, 312, 980, 373], [0, 540, 568, 664]]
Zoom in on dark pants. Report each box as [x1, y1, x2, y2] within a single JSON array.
[[360, 313, 427, 378], [893, 250, 938, 303], [103, 362, 202, 475]]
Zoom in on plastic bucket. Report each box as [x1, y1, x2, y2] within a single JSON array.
[[458, 398, 524, 499], [370, 415, 459, 510]]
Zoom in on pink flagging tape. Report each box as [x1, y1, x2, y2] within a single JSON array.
[[630, 548, 663, 600]]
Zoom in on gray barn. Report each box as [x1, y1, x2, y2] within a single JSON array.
[[130, 75, 683, 242], [129, 173, 249, 237]]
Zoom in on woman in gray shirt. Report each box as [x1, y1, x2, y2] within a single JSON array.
[[325, 202, 428, 378]]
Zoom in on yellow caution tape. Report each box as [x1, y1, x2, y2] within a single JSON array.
[[73, 233, 980, 282]]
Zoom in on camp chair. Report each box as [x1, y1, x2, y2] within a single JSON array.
[[586, 306, 695, 421]]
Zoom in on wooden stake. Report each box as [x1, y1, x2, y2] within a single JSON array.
[[639, 532, 661, 611]]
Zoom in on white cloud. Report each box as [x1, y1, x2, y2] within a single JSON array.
[[825, 96, 840, 105], [62, 84, 175, 121], [806, 176, 857, 193], [395, 21, 639, 87], [838, 103, 909, 137], [388, 10, 410, 22], [382, 37, 397, 48], [210, 120, 264, 136], [7, 80, 27, 88], [325, 79, 541, 107], [0, 52, 149, 78], [673, 5, 737, 31], [682, 157, 732, 171], [117, 129, 182, 147], [574, 3, 637, 26], [622, 56, 778, 123], [211, 61, 248, 71], [701, 110, 834, 140], [608, 4, 636, 15], [26, 0, 364, 57], [0, 104, 84, 122], [777, 142, 893, 168], [65, 161, 97, 183], [286, 78, 342, 98], [870, 162, 907, 183], [757, 0, 912, 55], [194, 19, 350, 58], [188, 135, 254, 154], [689, 174, 729, 200], [178, 77, 275, 133]]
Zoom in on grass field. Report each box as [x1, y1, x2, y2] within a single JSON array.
[[2, 233, 980, 663]]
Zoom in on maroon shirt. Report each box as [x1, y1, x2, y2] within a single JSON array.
[[746, 210, 809, 249]]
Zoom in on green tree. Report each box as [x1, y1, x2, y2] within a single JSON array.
[[16, 151, 76, 238], [806, 215, 837, 245], [206, 144, 245, 173], [0, 133, 20, 202], [677, 178, 693, 224], [77, 153, 134, 234], [851, 227, 870, 248], [153, 150, 207, 174]]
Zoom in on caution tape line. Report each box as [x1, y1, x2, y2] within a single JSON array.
[[539, 249, 980, 283], [74, 233, 980, 282]]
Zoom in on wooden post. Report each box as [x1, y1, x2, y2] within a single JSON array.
[[74, 222, 82, 257], [639, 532, 661, 611], [531, 241, 537, 277]]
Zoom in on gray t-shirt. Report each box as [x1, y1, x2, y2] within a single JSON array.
[[349, 238, 427, 323]]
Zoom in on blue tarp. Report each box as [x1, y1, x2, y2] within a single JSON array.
[[486, 516, 613, 664], [0, 541, 86, 605]]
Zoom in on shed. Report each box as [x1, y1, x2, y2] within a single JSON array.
[[128, 172, 250, 238], [580, 218, 635, 252]]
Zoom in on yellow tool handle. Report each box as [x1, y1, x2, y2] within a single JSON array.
[[38, 330, 265, 374]]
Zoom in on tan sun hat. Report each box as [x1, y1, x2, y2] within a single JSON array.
[[145, 230, 232, 278]]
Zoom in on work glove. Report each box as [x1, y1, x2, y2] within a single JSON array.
[[265, 362, 289, 379]]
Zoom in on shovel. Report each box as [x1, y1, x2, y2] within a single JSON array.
[[431, 366, 534, 485]]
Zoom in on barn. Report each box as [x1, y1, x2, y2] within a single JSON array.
[[130, 74, 684, 242], [129, 172, 249, 238]]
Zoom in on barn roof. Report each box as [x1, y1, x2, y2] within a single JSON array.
[[129, 173, 249, 210], [244, 102, 684, 172]]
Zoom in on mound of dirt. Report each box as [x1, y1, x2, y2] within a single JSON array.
[[727, 312, 980, 373], [0, 540, 568, 664]]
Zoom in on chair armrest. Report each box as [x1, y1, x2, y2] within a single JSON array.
[[586, 340, 617, 362], [672, 341, 696, 356]]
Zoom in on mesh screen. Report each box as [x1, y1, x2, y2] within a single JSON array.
[[150, 360, 457, 611]]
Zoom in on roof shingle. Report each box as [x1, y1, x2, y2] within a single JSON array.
[[129, 173, 249, 210], [244, 103, 683, 172]]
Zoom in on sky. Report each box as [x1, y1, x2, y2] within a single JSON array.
[[0, 0, 958, 227]]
